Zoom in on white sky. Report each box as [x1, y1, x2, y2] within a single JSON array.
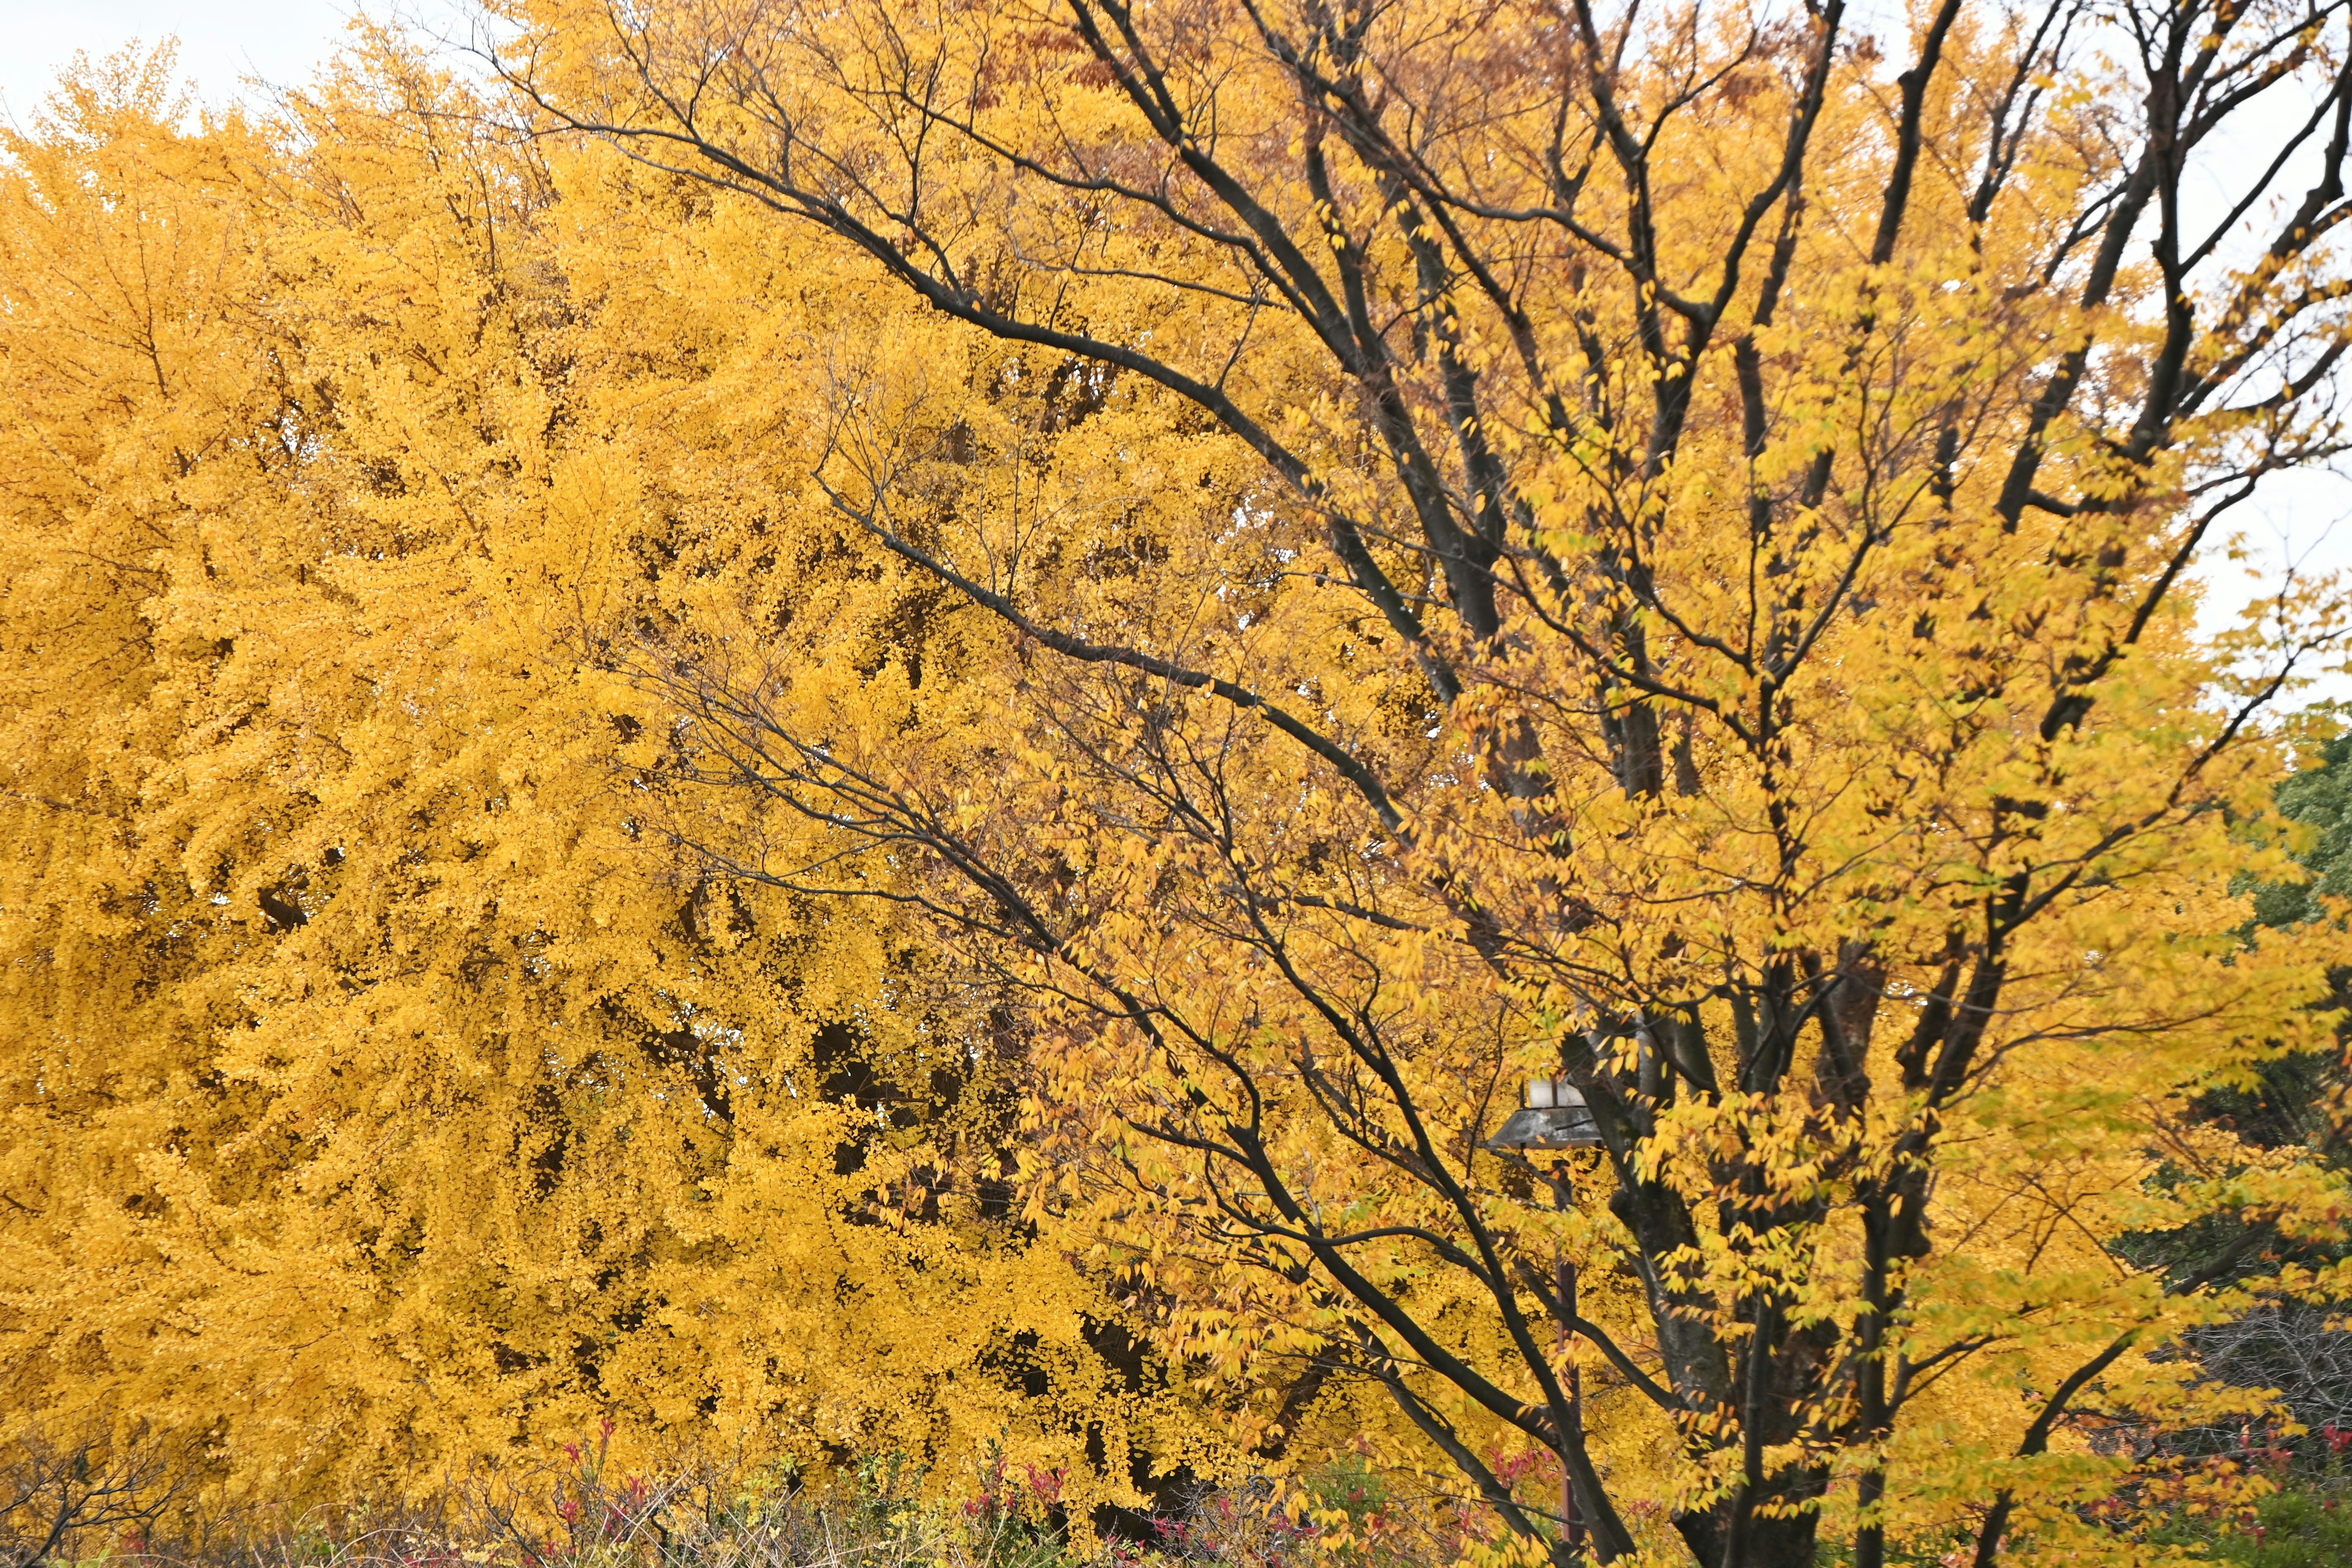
[[2, 0, 2346, 706], [0, 2, 380, 121]]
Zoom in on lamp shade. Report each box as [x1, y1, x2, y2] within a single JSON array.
[[1482, 1080, 1602, 1151]]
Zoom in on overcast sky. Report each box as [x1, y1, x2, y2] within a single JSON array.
[[1, 2, 374, 120], [4, 0, 2345, 704]]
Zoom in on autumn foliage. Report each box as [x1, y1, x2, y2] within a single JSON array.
[[3, 3, 2351, 1567], [0, 37, 1194, 1523]]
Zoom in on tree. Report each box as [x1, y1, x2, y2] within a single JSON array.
[[2256, 734, 2352, 934], [0, 44, 1191, 1520], [2171, 734, 2352, 1451], [505, 0, 2352, 1563]]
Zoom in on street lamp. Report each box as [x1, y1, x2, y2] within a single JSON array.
[[1483, 1076, 1600, 1555], [1481, 1076, 1604, 1153]]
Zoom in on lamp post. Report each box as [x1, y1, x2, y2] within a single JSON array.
[[1483, 1077, 1602, 1556]]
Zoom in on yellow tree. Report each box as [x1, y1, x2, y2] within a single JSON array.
[[510, 0, 2352, 1563], [0, 44, 1196, 1517]]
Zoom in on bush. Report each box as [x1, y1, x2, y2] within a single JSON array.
[[2154, 1479, 2352, 1568], [0, 1435, 1343, 1568]]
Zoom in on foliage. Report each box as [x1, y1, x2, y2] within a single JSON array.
[[0, 1436, 1325, 1568], [2251, 737, 2352, 935], [2163, 736, 2352, 1461], [499, 0, 2352, 1565], [2151, 1475, 2352, 1568], [0, 40, 1197, 1525], [3, 1, 2351, 1565]]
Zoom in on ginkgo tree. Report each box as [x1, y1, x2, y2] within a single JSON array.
[[0, 43, 1199, 1520], [505, 0, 2352, 1564]]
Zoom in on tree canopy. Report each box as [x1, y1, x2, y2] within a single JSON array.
[[0, 40, 1191, 1519], [3, 4, 2351, 1567]]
